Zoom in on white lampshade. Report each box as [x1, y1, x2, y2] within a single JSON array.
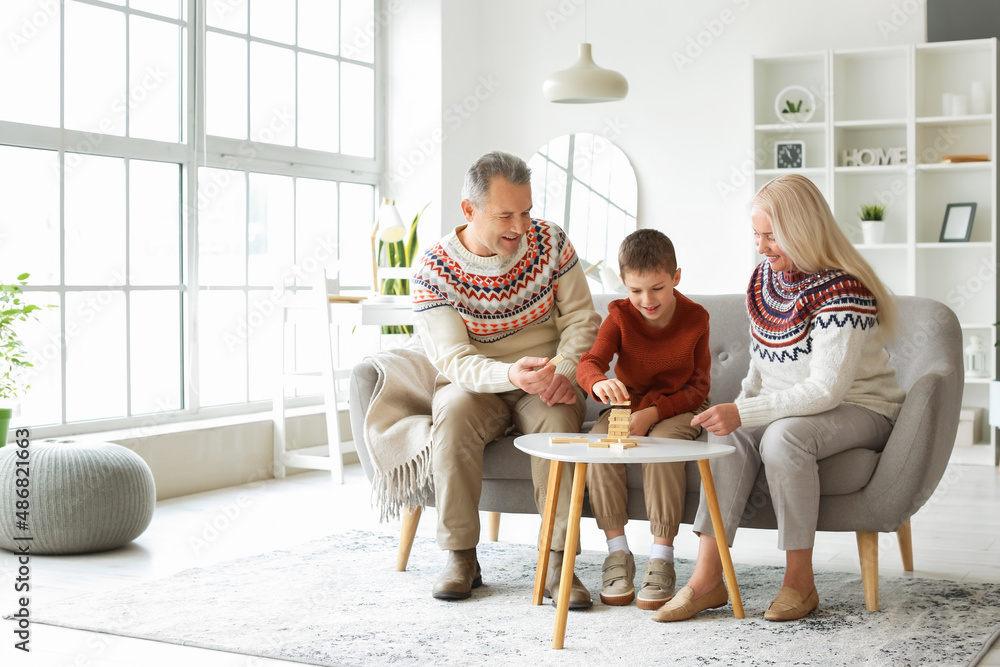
[[377, 200, 406, 243], [543, 43, 628, 104]]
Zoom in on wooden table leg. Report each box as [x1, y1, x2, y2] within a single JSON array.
[[553, 461, 587, 650], [533, 459, 563, 606], [697, 459, 745, 619]]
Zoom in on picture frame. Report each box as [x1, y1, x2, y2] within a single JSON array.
[[775, 141, 805, 169], [939, 202, 977, 242]]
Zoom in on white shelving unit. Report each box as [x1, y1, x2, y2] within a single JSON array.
[[753, 39, 999, 449]]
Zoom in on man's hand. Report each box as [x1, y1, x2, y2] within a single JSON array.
[[691, 403, 741, 436], [592, 378, 629, 405], [539, 373, 577, 406], [508, 356, 576, 406], [629, 406, 658, 436]]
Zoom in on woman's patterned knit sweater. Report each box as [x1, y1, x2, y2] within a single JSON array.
[[735, 261, 905, 427]]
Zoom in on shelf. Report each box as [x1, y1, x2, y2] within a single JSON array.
[[916, 161, 992, 171], [834, 119, 907, 129], [854, 242, 908, 250], [917, 114, 992, 126], [755, 122, 826, 133], [755, 167, 826, 177], [756, 40, 998, 425], [835, 165, 907, 174], [916, 241, 993, 249]]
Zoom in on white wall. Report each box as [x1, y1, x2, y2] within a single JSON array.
[[387, 0, 926, 294]]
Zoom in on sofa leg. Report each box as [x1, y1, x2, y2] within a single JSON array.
[[397, 505, 422, 572], [856, 531, 879, 611], [896, 520, 913, 572], [488, 512, 501, 542]]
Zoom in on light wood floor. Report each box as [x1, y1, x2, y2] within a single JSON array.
[[2, 461, 998, 667]]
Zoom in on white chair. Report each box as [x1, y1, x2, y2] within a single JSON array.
[[272, 269, 351, 484], [273, 267, 416, 484]]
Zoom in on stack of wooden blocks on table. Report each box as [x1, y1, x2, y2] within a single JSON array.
[[592, 402, 637, 449]]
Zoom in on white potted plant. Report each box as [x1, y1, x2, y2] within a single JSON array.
[[0, 273, 44, 446], [858, 203, 887, 245]]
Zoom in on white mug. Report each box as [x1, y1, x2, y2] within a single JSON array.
[[971, 81, 988, 115], [942, 92, 954, 116], [952, 94, 969, 116]]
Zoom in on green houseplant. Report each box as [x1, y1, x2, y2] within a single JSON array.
[[858, 202, 887, 244], [377, 202, 429, 335], [0, 273, 44, 446]]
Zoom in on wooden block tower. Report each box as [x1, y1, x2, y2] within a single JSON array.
[[591, 401, 638, 449], [607, 403, 631, 439]]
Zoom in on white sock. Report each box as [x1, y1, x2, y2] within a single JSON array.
[[649, 544, 674, 562], [607, 535, 630, 555]]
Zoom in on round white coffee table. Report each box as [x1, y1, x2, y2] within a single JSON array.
[[514, 432, 744, 649]]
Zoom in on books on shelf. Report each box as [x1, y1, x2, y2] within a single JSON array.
[[941, 154, 990, 163]]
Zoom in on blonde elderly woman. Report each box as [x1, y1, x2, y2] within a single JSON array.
[[654, 174, 905, 623]]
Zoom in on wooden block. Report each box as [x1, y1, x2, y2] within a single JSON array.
[[615, 438, 639, 444], [547, 354, 565, 367], [589, 440, 610, 448], [550, 436, 588, 444]]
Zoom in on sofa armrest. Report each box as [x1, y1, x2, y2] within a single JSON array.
[[861, 366, 963, 523]]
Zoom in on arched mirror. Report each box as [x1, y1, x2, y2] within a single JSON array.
[[528, 132, 637, 292]]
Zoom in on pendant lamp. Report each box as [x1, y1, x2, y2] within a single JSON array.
[[543, 1, 628, 103]]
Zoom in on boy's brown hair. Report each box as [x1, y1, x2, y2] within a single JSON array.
[[618, 228, 677, 277]]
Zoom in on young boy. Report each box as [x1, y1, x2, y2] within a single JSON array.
[[576, 229, 711, 610]]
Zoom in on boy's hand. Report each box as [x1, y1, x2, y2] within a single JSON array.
[[692, 403, 741, 436], [593, 378, 629, 405], [629, 406, 658, 436]]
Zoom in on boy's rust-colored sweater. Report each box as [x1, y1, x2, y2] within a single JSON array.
[[576, 292, 711, 421]]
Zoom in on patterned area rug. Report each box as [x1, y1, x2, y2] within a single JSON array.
[[29, 530, 1000, 666]]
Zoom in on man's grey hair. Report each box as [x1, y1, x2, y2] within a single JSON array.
[[462, 151, 532, 209]]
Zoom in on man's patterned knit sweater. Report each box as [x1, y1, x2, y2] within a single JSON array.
[[411, 219, 600, 393]]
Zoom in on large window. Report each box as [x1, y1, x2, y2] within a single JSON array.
[[0, 0, 380, 435]]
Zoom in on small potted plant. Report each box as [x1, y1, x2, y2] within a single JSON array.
[[0, 273, 44, 447], [858, 203, 887, 245], [780, 99, 811, 124]]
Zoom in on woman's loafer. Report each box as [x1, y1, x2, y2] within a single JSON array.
[[651, 582, 728, 622], [764, 586, 819, 621]]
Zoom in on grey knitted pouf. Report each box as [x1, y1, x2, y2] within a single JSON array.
[[0, 440, 155, 555]]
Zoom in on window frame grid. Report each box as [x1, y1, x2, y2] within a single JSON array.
[[0, 0, 384, 438]]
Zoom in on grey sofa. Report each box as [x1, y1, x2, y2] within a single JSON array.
[[349, 293, 964, 611]]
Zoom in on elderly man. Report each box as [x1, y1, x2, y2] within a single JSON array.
[[412, 151, 601, 606]]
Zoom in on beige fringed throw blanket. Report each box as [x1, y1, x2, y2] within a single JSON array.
[[362, 335, 440, 521]]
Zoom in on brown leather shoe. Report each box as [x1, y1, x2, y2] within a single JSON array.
[[651, 582, 728, 622], [544, 550, 593, 609], [432, 547, 482, 600], [764, 586, 818, 621]]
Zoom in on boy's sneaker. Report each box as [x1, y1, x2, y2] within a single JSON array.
[[600, 550, 635, 605], [637, 558, 676, 610]]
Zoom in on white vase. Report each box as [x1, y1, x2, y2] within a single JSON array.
[[860, 219, 886, 245], [780, 111, 809, 124]]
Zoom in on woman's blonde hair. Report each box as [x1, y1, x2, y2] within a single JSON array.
[[752, 174, 897, 340]]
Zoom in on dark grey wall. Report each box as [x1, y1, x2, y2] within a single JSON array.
[[928, 0, 1000, 41]]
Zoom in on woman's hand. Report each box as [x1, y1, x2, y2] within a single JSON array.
[[593, 378, 629, 405], [692, 403, 741, 436]]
